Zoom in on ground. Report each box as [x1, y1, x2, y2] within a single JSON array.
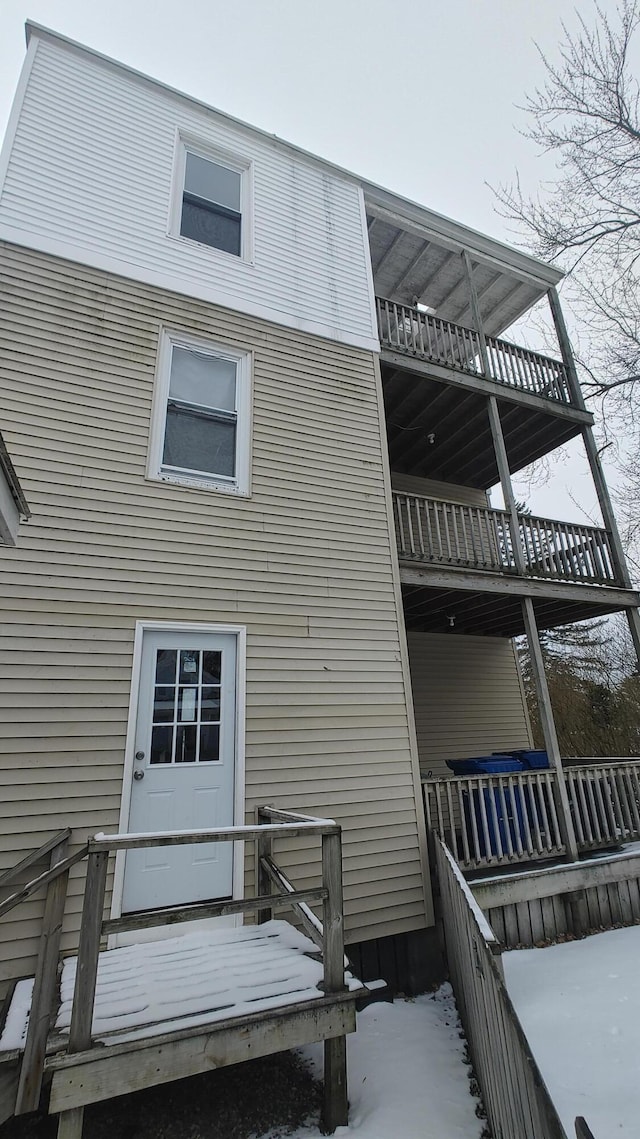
[[1, 986, 484, 1139], [504, 923, 640, 1136]]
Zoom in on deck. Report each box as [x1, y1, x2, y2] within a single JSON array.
[[0, 808, 361, 1137], [1, 921, 358, 1118]]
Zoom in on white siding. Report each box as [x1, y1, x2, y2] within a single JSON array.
[[0, 33, 377, 352], [0, 245, 427, 995], [407, 632, 533, 778]]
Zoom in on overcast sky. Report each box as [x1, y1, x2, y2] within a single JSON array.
[[0, 0, 629, 523]]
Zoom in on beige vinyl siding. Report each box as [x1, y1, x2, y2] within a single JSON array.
[[0, 243, 427, 994], [407, 632, 533, 778], [391, 473, 489, 506]]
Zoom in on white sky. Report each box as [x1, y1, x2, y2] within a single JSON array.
[[0, 0, 628, 524]]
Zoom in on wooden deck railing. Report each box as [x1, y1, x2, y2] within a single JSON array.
[[0, 810, 348, 1134], [393, 492, 618, 584], [434, 835, 568, 1139], [377, 296, 572, 404], [423, 760, 640, 872]]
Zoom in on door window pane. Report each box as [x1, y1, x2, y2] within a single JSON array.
[[202, 652, 222, 683], [153, 686, 175, 723], [176, 724, 197, 764], [199, 724, 220, 763], [155, 649, 177, 684], [179, 650, 200, 684], [150, 725, 173, 765], [179, 686, 198, 722], [201, 687, 221, 722]]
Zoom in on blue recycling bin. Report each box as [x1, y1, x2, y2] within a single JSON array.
[[447, 755, 528, 856]]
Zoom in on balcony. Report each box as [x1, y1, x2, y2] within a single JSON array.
[[377, 297, 572, 406], [423, 759, 640, 872], [393, 491, 617, 585]]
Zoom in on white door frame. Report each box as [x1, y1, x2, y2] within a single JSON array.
[[110, 620, 247, 923]]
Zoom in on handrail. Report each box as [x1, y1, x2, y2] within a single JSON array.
[[0, 828, 72, 892], [63, 807, 346, 1064], [376, 295, 572, 405], [0, 843, 87, 920], [435, 834, 568, 1138], [393, 491, 618, 584]]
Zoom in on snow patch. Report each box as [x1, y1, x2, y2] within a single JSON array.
[[504, 924, 640, 1136], [0, 978, 33, 1051], [270, 985, 485, 1139]]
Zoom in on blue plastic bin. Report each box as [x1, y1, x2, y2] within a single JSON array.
[[494, 749, 549, 770], [447, 754, 528, 856], [447, 755, 523, 776]]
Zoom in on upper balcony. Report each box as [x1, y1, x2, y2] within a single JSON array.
[[376, 297, 572, 406], [365, 201, 593, 489]]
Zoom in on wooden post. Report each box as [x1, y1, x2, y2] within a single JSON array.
[[255, 806, 273, 924], [521, 597, 579, 861], [56, 849, 108, 1139], [487, 396, 528, 576], [462, 250, 491, 378], [15, 837, 71, 1114], [321, 829, 347, 1134], [548, 286, 640, 670]]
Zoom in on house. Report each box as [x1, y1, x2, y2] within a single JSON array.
[[0, 19, 639, 1044]]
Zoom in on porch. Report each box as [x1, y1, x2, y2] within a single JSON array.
[[423, 758, 640, 873], [0, 809, 361, 1138]]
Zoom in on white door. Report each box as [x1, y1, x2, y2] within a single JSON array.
[[122, 630, 237, 913]]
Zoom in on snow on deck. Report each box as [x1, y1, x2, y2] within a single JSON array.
[[1, 920, 354, 1052], [504, 924, 640, 1136]]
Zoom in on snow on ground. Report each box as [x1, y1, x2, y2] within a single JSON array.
[[504, 924, 640, 1136], [267, 985, 485, 1139]]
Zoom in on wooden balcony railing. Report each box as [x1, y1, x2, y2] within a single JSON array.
[[423, 760, 640, 871], [376, 296, 572, 405], [393, 492, 618, 584]]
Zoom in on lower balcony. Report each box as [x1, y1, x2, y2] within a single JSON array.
[[393, 491, 618, 586], [423, 759, 640, 872]]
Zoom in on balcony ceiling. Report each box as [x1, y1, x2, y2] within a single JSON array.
[[401, 582, 628, 638], [382, 365, 581, 489], [367, 213, 549, 338]]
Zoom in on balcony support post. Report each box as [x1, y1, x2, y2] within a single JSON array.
[[548, 287, 640, 668], [462, 251, 491, 378], [486, 396, 528, 576], [521, 596, 579, 862]]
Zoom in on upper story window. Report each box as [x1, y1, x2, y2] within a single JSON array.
[[149, 331, 252, 496], [181, 152, 242, 255], [172, 137, 252, 260]]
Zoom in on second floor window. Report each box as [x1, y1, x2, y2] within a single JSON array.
[[180, 151, 242, 256], [149, 332, 252, 495]]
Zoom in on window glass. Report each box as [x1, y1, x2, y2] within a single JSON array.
[[149, 648, 222, 764], [161, 346, 238, 481], [184, 153, 241, 212], [163, 409, 236, 478], [169, 348, 236, 412], [180, 151, 242, 256]]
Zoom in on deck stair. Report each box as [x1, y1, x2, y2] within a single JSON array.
[[0, 808, 362, 1137]]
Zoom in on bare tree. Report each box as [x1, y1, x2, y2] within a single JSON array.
[[496, 1, 640, 425]]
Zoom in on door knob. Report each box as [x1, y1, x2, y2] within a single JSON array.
[[133, 770, 145, 781]]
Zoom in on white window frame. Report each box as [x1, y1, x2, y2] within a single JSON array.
[[168, 132, 254, 263], [148, 328, 253, 497]]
